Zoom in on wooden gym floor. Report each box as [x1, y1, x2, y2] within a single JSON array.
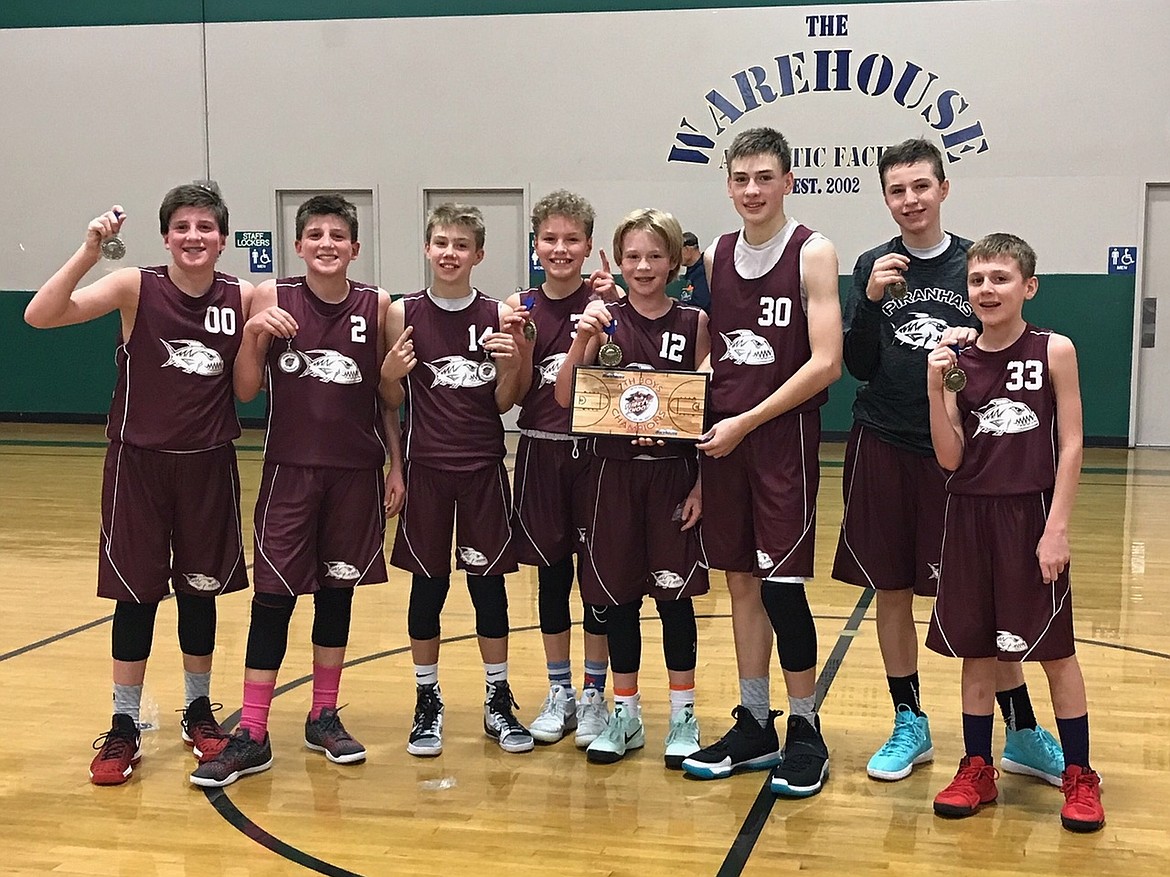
[[1, 423, 1166, 876]]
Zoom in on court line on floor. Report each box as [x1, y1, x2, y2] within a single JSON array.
[[715, 587, 874, 877]]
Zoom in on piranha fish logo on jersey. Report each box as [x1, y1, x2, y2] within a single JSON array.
[[894, 314, 949, 349], [538, 352, 567, 387], [296, 350, 362, 384], [324, 561, 361, 580], [458, 546, 489, 567], [426, 356, 494, 389], [184, 572, 222, 592], [973, 398, 1040, 436], [652, 570, 685, 590], [996, 630, 1029, 653], [161, 339, 224, 376], [719, 330, 775, 365], [756, 550, 774, 569]]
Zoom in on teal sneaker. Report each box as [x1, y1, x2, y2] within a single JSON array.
[[1001, 725, 1064, 786], [867, 706, 934, 781], [586, 703, 644, 764], [663, 707, 701, 770]]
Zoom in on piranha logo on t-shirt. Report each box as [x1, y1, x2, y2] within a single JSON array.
[[296, 350, 362, 384], [973, 398, 1040, 436], [719, 330, 775, 365], [537, 353, 567, 387], [426, 356, 495, 389], [161, 339, 224, 376], [893, 314, 948, 350]]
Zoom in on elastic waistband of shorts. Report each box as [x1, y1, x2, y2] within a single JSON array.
[[519, 429, 576, 441]]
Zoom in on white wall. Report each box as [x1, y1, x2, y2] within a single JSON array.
[[2, 1, 1167, 290]]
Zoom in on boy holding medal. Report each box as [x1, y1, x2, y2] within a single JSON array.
[[381, 203, 533, 756], [555, 208, 710, 768]]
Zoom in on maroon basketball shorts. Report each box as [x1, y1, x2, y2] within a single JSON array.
[[577, 454, 709, 606], [510, 434, 590, 567], [390, 460, 517, 577], [701, 410, 820, 579], [832, 423, 947, 596], [253, 462, 388, 596], [98, 442, 248, 601], [926, 492, 1075, 661]]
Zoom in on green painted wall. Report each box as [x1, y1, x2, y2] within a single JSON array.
[[2, 0, 955, 29], [2, 275, 1133, 441]]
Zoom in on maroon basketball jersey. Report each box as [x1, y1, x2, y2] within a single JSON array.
[[401, 290, 506, 472], [263, 277, 386, 469], [517, 283, 596, 433], [946, 326, 1058, 496], [591, 299, 702, 461], [708, 224, 826, 416], [107, 266, 242, 451]]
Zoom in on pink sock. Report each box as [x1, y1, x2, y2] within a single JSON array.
[[310, 663, 343, 720], [239, 680, 276, 740]]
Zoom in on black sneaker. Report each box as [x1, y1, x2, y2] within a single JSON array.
[[407, 684, 444, 757], [180, 696, 230, 763], [189, 728, 274, 788], [305, 706, 367, 764], [681, 705, 782, 779], [484, 681, 534, 753], [770, 714, 829, 797]]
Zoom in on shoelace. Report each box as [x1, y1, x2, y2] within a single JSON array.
[[665, 716, 696, 745], [1062, 769, 1100, 802], [413, 691, 442, 734], [178, 701, 227, 738], [92, 729, 136, 761], [876, 721, 922, 756], [315, 708, 354, 741], [488, 685, 525, 730]]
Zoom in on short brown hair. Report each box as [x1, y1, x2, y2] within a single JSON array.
[[425, 203, 485, 250], [612, 208, 684, 283], [967, 233, 1037, 279]]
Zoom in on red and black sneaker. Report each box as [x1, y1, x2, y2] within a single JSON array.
[[89, 713, 142, 786], [933, 755, 999, 818], [1060, 765, 1105, 832], [181, 696, 230, 763]]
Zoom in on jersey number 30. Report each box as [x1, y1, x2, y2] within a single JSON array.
[[758, 297, 792, 328]]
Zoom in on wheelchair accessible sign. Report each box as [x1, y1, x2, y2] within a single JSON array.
[[1108, 246, 1137, 275], [236, 231, 274, 273]]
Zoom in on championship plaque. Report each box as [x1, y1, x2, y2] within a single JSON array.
[[570, 365, 709, 442]]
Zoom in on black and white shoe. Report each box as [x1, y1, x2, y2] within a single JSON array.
[[681, 705, 782, 779], [484, 681, 534, 753], [770, 714, 829, 797]]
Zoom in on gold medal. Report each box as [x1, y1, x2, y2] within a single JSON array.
[[885, 279, 907, 299], [101, 209, 127, 260], [943, 366, 967, 393], [598, 342, 622, 367], [523, 320, 537, 342]]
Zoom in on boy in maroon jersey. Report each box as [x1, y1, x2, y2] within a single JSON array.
[[25, 185, 251, 785], [925, 233, 1103, 832], [191, 193, 399, 788], [681, 128, 842, 799], [504, 190, 615, 747], [381, 203, 533, 756], [554, 208, 710, 768]]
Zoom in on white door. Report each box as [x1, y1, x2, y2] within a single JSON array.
[[422, 188, 527, 430], [1135, 185, 1170, 446], [276, 189, 379, 285]]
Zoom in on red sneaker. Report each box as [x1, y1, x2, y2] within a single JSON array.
[[933, 755, 999, 817], [89, 714, 142, 786], [181, 696, 230, 763], [1060, 765, 1105, 832]]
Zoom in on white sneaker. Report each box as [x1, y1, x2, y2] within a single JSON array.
[[664, 706, 701, 770], [575, 688, 609, 748], [586, 702, 644, 764], [529, 684, 578, 744]]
